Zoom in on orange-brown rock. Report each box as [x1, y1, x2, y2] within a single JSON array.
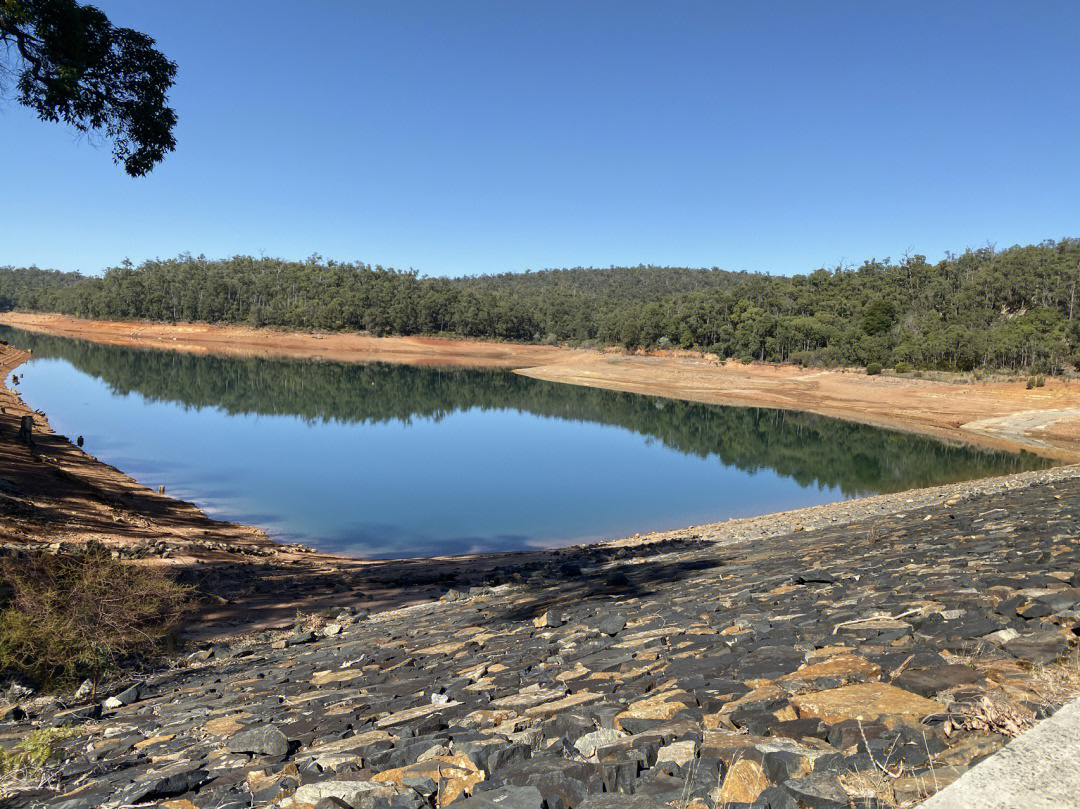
[[201, 715, 248, 737], [373, 754, 484, 806], [717, 758, 770, 804], [792, 682, 941, 723], [614, 689, 693, 729], [780, 653, 882, 683]]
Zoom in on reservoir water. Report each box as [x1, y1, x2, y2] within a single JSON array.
[[1, 326, 1053, 557]]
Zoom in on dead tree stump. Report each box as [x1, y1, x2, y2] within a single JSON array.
[[17, 415, 33, 445]]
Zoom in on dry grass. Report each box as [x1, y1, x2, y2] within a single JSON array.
[[842, 649, 1080, 808], [839, 767, 902, 807], [1028, 648, 1080, 708], [942, 692, 1034, 739], [292, 609, 327, 634]]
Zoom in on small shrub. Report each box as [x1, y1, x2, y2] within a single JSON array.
[[0, 727, 82, 782], [894, 361, 914, 374], [0, 545, 191, 692], [865, 362, 883, 376], [1027, 376, 1036, 389], [1036, 375, 1046, 387], [789, 350, 824, 368]]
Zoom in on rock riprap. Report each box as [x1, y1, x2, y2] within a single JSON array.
[[4, 471, 1080, 808]]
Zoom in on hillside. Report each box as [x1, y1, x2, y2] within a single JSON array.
[[2, 239, 1079, 373]]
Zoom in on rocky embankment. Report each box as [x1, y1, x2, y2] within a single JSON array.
[[5, 468, 1080, 809]]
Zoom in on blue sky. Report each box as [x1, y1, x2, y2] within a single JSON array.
[[3, 1, 1078, 277]]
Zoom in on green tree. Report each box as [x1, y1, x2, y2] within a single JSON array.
[[0, 0, 177, 175], [861, 298, 897, 335]]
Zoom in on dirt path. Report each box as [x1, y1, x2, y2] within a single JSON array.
[[5, 311, 1080, 460]]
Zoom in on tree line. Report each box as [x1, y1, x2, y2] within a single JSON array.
[[2, 238, 1079, 373], [1, 326, 1051, 495]]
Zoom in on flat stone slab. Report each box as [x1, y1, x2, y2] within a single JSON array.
[[922, 696, 1080, 809], [791, 682, 942, 723]]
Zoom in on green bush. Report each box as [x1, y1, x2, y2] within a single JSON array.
[[789, 350, 826, 368], [1027, 376, 1037, 389], [0, 545, 191, 692], [866, 362, 883, 376], [0, 727, 82, 780], [894, 361, 914, 374]]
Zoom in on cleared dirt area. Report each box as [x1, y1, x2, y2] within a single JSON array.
[[5, 311, 1080, 460], [520, 354, 1080, 461], [0, 311, 577, 368]]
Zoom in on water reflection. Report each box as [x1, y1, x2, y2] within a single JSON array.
[[1, 326, 1053, 556]]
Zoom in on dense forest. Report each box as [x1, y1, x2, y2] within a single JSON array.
[[0, 326, 1051, 495], [2, 238, 1079, 372]]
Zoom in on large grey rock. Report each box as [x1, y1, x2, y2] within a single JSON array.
[[225, 723, 289, 757], [103, 683, 140, 710], [453, 786, 544, 809], [781, 772, 848, 809], [751, 786, 799, 809], [574, 728, 626, 759], [1004, 631, 1068, 665], [116, 762, 209, 804], [577, 796, 668, 809], [293, 779, 399, 808], [597, 614, 627, 636], [533, 610, 563, 628]]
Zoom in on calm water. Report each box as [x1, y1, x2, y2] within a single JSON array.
[[1, 326, 1053, 557]]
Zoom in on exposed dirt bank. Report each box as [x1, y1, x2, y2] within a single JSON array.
[[0, 344, 269, 558], [519, 355, 1080, 461], [5, 311, 1080, 460], [0, 311, 578, 368], [2, 327, 1078, 640]]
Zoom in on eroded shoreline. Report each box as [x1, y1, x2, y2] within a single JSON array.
[[4, 311, 1080, 461], [3, 331, 1080, 641]]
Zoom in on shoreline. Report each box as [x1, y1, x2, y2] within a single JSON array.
[[4, 311, 1080, 461], [3, 329, 1080, 640], [7, 433, 1080, 808], [6, 324, 1080, 807]]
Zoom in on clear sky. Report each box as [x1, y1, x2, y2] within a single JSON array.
[[3, 1, 1079, 277]]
